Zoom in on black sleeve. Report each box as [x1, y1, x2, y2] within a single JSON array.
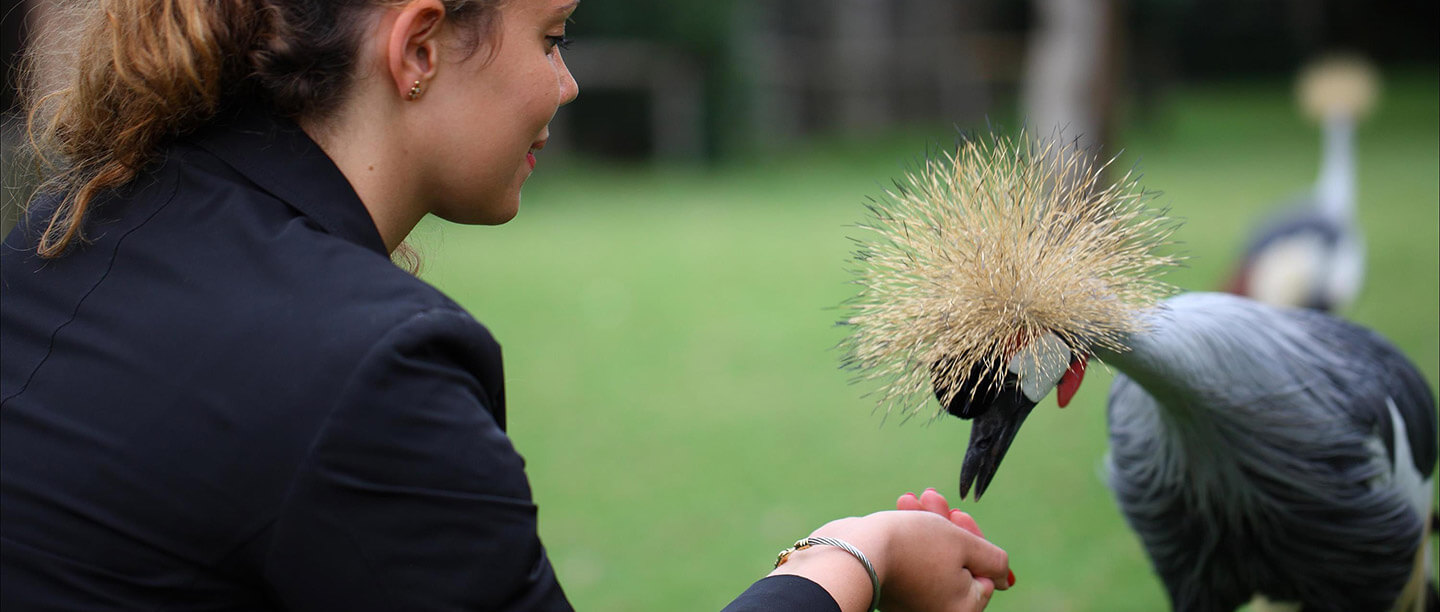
[[721, 575, 842, 612], [259, 309, 571, 611]]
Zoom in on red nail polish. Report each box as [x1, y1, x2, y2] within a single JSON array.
[[1008, 570, 1016, 586], [925, 487, 936, 494]]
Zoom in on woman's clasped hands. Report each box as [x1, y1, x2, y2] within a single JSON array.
[[771, 488, 1013, 612]]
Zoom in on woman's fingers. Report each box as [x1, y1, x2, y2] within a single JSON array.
[[897, 490, 995, 573], [905, 489, 985, 538], [939, 510, 1008, 591], [889, 493, 1015, 600], [919, 488, 950, 515], [956, 529, 1011, 590], [949, 508, 984, 537], [942, 569, 994, 612], [970, 575, 996, 610]]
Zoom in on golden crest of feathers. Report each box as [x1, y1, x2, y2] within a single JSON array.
[[841, 132, 1180, 419], [1297, 54, 1380, 121]]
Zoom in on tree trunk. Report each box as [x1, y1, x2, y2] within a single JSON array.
[[1022, 0, 1123, 154]]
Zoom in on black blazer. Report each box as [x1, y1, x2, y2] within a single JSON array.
[[0, 110, 835, 611]]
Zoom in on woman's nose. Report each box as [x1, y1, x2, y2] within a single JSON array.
[[557, 53, 579, 106]]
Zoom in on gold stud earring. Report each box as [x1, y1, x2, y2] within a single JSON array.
[[407, 80, 423, 101]]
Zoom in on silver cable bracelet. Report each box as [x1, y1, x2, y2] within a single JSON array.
[[775, 536, 881, 612]]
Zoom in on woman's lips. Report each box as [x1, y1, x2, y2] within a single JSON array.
[[527, 139, 546, 170]]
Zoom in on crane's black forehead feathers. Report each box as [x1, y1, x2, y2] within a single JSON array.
[[932, 358, 1005, 420]]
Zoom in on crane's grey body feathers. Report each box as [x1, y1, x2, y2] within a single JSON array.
[[1104, 292, 1436, 612]]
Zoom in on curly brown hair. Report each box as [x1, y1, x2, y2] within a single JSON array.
[[20, 0, 500, 263]]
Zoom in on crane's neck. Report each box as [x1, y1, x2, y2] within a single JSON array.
[[1089, 294, 1321, 511], [1091, 307, 1220, 405], [1091, 293, 1392, 525], [1315, 114, 1357, 221], [1089, 294, 1316, 419]]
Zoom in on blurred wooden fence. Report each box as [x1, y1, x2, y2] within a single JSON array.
[[736, 0, 1022, 146], [550, 0, 1023, 158]]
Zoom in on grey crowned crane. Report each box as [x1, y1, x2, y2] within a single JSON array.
[[1225, 56, 1379, 312], [842, 134, 1437, 612]]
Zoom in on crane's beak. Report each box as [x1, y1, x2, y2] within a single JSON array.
[[936, 331, 1089, 500], [955, 373, 1038, 500]]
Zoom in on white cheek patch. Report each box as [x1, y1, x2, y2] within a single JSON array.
[[1007, 331, 1070, 403]]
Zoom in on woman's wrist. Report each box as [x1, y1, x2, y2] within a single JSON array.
[[813, 518, 894, 584], [769, 540, 877, 612], [775, 534, 881, 612], [768, 516, 898, 612]]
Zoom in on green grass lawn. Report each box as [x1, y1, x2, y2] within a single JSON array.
[[418, 72, 1439, 611]]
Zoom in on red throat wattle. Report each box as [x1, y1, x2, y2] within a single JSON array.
[[1056, 354, 1088, 407]]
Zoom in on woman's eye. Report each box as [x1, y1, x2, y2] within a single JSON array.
[[545, 35, 572, 51]]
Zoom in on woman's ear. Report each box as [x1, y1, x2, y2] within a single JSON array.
[[386, 0, 447, 100]]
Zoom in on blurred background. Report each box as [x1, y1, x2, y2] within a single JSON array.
[[3, 1, 1437, 610]]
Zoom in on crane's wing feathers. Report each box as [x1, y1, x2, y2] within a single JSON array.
[[1103, 294, 1435, 610], [1288, 306, 1437, 480]]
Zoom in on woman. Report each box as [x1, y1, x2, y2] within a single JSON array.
[[0, 1, 1012, 610]]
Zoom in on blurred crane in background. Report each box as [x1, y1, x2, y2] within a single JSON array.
[[1225, 56, 1379, 312], [844, 134, 1437, 612]]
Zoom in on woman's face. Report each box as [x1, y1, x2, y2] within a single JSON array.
[[420, 0, 579, 224]]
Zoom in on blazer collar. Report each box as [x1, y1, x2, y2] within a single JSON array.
[[189, 108, 389, 256]]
